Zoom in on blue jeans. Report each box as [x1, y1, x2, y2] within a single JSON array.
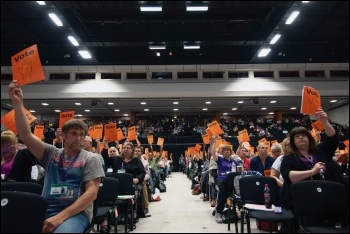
[[53, 213, 89, 233]]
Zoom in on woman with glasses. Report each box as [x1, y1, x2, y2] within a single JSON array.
[[1, 130, 37, 182], [102, 141, 145, 183]]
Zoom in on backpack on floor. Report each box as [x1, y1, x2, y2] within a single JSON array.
[[256, 219, 278, 232], [221, 209, 237, 224], [159, 181, 166, 193]]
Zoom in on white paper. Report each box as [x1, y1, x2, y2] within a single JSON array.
[[244, 203, 275, 211]]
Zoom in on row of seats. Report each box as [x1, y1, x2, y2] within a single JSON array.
[[1, 173, 137, 233], [223, 173, 349, 233]]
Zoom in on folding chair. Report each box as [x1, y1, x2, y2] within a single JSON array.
[[106, 173, 135, 233], [1, 191, 48, 233], [94, 177, 120, 233], [1, 181, 43, 195], [239, 176, 294, 233], [290, 180, 349, 233]]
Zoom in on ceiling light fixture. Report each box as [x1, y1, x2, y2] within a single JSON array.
[[29, 110, 36, 112], [270, 34, 281, 44], [48, 13, 63, 26], [186, 1, 209, 11], [36, 1, 46, 5], [258, 48, 271, 57], [42, 103, 49, 106], [184, 45, 200, 49], [78, 50, 92, 59], [285, 11, 300, 25], [139, 1, 163, 11], [149, 45, 166, 50], [184, 41, 201, 49], [67, 36, 79, 46]]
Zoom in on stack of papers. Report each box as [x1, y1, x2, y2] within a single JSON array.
[[244, 203, 275, 211]]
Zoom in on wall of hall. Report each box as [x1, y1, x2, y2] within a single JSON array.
[[327, 104, 349, 126]]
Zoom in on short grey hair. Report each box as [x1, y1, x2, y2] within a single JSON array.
[[271, 143, 282, 152]]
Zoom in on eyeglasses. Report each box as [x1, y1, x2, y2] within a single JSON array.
[[271, 150, 281, 153], [1, 143, 14, 148], [134, 150, 141, 152], [123, 147, 132, 150]]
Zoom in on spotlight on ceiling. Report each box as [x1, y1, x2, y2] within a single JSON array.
[[139, 1, 163, 12]]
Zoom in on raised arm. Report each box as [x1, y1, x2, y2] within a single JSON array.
[[315, 108, 335, 137], [210, 135, 218, 161], [8, 81, 45, 160]]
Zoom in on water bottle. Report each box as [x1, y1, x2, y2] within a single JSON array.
[[264, 184, 272, 209]]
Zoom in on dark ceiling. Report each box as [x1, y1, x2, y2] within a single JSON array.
[[1, 1, 349, 120], [1, 1, 349, 66]]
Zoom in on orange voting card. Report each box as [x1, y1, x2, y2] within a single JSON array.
[[59, 111, 75, 128], [343, 140, 349, 147], [116, 128, 125, 141], [1, 108, 36, 135], [337, 153, 348, 164], [301, 86, 321, 116], [208, 120, 224, 135], [194, 144, 202, 152], [205, 128, 212, 140], [147, 135, 154, 144], [238, 129, 250, 142], [89, 125, 103, 139], [128, 126, 137, 141], [311, 119, 324, 132], [157, 137, 164, 146], [34, 125, 44, 140], [11, 44, 45, 86], [258, 138, 267, 143], [202, 133, 209, 144], [104, 123, 118, 142]]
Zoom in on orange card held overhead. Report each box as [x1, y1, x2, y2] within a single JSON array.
[[33, 125, 44, 140], [11, 44, 45, 86], [59, 111, 75, 128], [1, 108, 36, 135], [301, 86, 321, 116], [208, 120, 224, 135], [311, 119, 324, 132], [127, 126, 137, 141], [104, 123, 118, 142]]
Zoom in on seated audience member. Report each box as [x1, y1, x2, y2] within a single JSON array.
[[270, 139, 290, 188], [82, 136, 105, 171], [8, 80, 105, 233], [280, 108, 344, 229], [250, 143, 275, 175], [1, 130, 37, 182], [199, 148, 210, 201], [134, 145, 151, 215], [236, 141, 251, 171], [211, 135, 239, 223], [103, 142, 145, 222]]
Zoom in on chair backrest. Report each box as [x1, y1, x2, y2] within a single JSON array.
[[239, 175, 279, 205], [105, 173, 134, 195], [226, 172, 242, 196], [290, 180, 348, 223], [1, 181, 43, 195], [98, 177, 119, 205], [1, 191, 48, 233]]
